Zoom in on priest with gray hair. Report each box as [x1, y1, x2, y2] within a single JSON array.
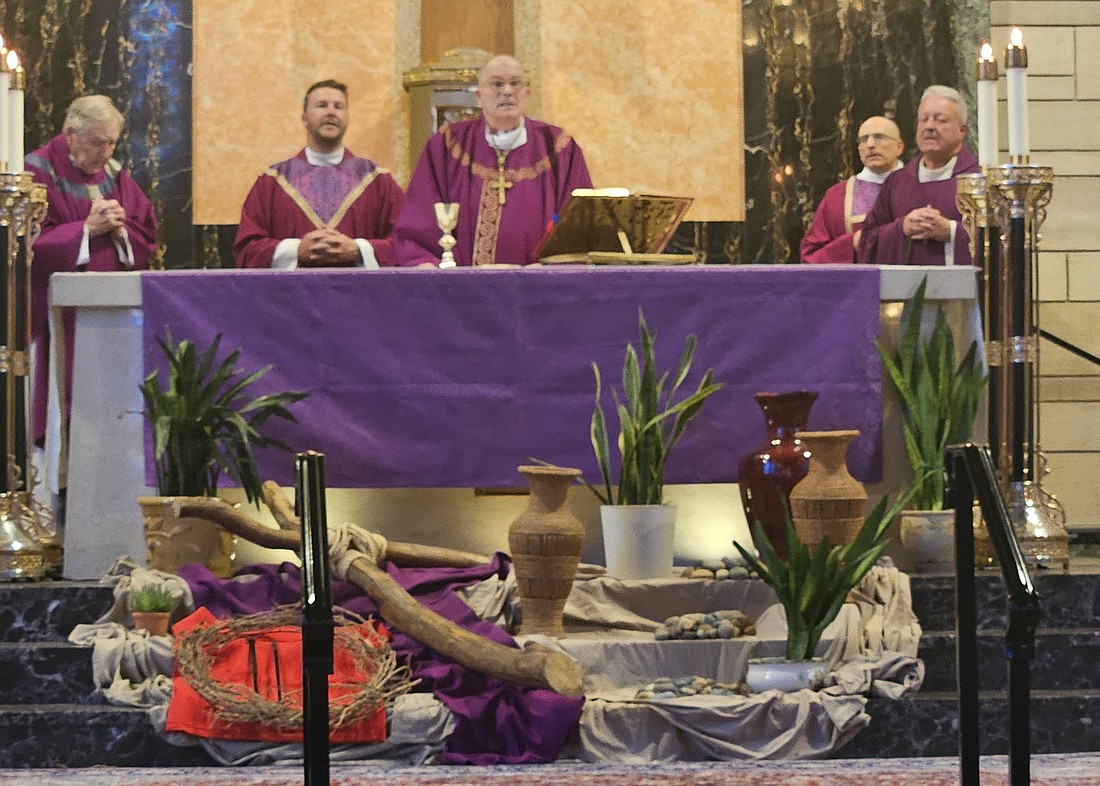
[[858, 85, 979, 266], [25, 93, 158, 448]]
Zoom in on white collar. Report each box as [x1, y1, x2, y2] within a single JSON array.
[[485, 118, 527, 152], [855, 161, 903, 184], [305, 146, 345, 166], [918, 155, 957, 182]]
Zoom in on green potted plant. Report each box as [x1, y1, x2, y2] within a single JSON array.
[[138, 331, 308, 577], [130, 583, 176, 636], [589, 309, 725, 579], [876, 277, 987, 571], [733, 492, 909, 689]]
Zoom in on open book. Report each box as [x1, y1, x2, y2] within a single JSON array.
[[537, 189, 695, 265]]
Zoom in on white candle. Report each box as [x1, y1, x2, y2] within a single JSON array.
[[7, 51, 22, 175], [977, 42, 999, 168], [0, 40, 9, 171], [1005, 27, 1029, 160]]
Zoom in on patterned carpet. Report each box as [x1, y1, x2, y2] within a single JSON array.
[[4, 755, 1100, 786]]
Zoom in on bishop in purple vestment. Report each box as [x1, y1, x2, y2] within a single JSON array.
[[234, 79, 403, 269], [392, 55, 592, 267], [859, 86, 980, 266], [26, 95, 158, 445], [801, 116, 905, 264]]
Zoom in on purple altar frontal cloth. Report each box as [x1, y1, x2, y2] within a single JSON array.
[[141, 265, 882, 489]]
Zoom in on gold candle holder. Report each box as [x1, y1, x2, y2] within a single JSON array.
[[982, 163, 1067, 570], [0, 172, 54, 580], [434, 202, 459, 269]]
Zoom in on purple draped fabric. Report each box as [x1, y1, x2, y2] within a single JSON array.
[[140, 266, 883, 488], [179, 555, 584, 764]]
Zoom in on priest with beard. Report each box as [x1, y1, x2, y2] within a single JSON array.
[[234, 79, 404, 269], [858, 85, 980, 265], [25, 94, 158, 449], [801, 115, 905, 264], [392, 55, 593, 267]]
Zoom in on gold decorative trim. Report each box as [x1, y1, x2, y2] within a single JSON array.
[[269, 169, 324, 230], [473, 179, 503, 266], [444, 126, 573, 185], [328, 168, 385, 229], [269, 167, 386, 231], [843, 176, 856, 234]]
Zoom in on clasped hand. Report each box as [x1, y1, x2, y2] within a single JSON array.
[[298, 228, 359, 267], [85, 198, 127, 239], [903, 206, 951, 242]]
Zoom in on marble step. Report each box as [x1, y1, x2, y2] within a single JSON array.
[[909, 570, 1100, 632], [0, 704, 215, 768], [917, 628, 1100, 693], [836, 690, 1100, 759], [0, 642, 102, 704], [0, 581, 114, 642]]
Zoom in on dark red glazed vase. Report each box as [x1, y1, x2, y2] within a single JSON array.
[[738, 390, 818, 559]]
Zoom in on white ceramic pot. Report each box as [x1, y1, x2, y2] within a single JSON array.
[[600, 504, 676, 580], [900, 509, 956, 573], [745, 657, 828, 693]]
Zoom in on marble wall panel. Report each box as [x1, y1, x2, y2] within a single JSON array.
[[192, 0, 399, 225], [527, 0, 744, 223], [0, 0, 191, 267]]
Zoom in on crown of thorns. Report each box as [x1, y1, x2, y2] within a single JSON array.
[[174, 604, 418, 729]]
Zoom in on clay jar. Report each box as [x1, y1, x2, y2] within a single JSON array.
[[738, 391, 817, 559], [789, 430, 867, 547], [507, 465, 585, 638]]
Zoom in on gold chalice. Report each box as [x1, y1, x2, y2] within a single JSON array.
[[434, 202, 459, 268]]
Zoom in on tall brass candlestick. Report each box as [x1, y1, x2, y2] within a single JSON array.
[[0, 172, 53, 580], [983, 163, 1068, 569], [956, 173, 1002, 470]]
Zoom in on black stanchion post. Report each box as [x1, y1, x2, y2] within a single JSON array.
[[297, 450, 333, 786], [949, 450, 980, 786]]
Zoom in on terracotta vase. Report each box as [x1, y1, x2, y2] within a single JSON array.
[[738, 390, 818, 559], [789, 430, 867, 547], [508, 465, 585, 638]]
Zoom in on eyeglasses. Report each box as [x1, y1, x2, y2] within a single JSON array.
[[858, 132, 898, 145], [481, 78, 527, 94]]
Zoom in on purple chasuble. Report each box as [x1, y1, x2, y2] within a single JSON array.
[[858, 146, 980, 265], [25, 134, 157, 443], [802, 176, 887, 264], [392, 117, 592, 266], [179, 556, 584, 764]]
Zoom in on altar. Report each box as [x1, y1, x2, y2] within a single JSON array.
[[48, 265, 980, 580]]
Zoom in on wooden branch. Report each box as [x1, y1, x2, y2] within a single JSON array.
[[260, 481, 489, 568], [176, 497, 298, 550], [348, 557, 583, 695], [176, 496, 584, 696]]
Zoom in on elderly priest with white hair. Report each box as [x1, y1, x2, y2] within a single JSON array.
[[25, 94, 158, 449], [858, 85, 980, 266]]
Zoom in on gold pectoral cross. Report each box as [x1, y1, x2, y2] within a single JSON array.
[[493, 150, 513, 205]]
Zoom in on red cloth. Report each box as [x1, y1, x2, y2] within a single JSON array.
[[165, 607, 388, 743], [25, 134, 158, 443], [392, 117, 592, 266], [857, 146, 980, 265], [234, 149, 404, 268]]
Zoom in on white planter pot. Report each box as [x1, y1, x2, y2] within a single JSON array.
[[600, 504, 676, 580], [745, 657, 828, 693], [900, 509, 956, 573]]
